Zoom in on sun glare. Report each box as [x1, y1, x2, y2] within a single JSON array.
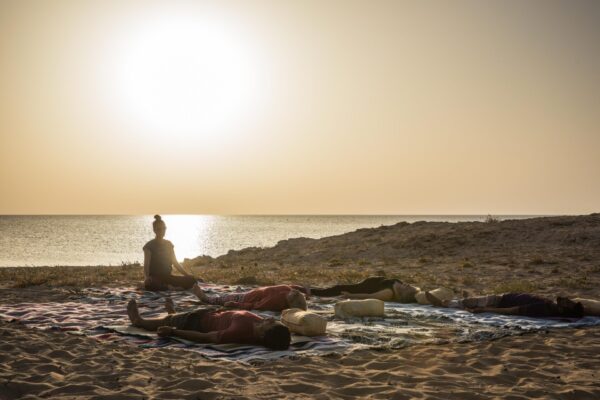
[[162, 215, 215, 260], [107, 13, 264, 140]]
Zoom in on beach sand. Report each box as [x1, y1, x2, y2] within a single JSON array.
[[1, 320, 598, 399], [1, 214, 599, 399]]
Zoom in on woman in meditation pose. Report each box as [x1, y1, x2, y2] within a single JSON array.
[[311, 276, 420, 303], [143, 215, 197, 291]]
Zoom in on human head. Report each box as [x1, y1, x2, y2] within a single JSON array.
[[556, 297, 584, 318], [256, 319, 291, 350], [153, 215, 166, 238], [286, 289, 307, 310], [393, 281, 419, 303]]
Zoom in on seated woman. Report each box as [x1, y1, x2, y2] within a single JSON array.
[[143, 215, 197, 291], [126, 299, 291, 350], [426, 292, 584, 319], [192, 283, 308, 312], [311, 276, 419, 303]]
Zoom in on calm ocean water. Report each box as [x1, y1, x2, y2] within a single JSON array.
[[0, 215, 539, 267]]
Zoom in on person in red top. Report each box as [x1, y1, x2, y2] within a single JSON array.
[[192, 283, 308, 312], [126, 299, 291, 350]]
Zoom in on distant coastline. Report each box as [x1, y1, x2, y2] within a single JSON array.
[[0, 214, 555, 267]]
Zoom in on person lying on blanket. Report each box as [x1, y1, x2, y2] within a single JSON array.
[[143, 215, 198, 291], [126, 298, 291, 350], [192, 283, 308, 312], [311, 276, 419, 303], [426, 292, 584, 318]]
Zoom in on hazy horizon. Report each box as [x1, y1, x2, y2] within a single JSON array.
[[0, 213, 554, 217], [1, 0, 599, 215]]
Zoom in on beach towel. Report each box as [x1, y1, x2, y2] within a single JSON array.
[[1, 284, 599, 362]]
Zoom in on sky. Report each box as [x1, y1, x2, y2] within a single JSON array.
[[1, 0, 599, 215]]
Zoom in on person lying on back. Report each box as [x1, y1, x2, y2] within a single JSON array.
[[426, 292, 584, 319], [311, 276, 419, 303], [193, 283, 308, 312], [126, 298, 291, 350]]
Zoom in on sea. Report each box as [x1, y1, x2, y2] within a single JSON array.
[[0, 215, 541, 267]]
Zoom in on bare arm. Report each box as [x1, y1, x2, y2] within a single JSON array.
[[143, 249, 151, 278], [471, 306, 522, 315], [224, 301, 256, 310], [291, 285, 308, 294], [342, 288, 394, 301], [171, 248, 192, 277], [161, 320, 249, 346], [169, 328, 219, 343]]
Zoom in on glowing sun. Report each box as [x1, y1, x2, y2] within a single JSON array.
[[109, 14, 264, 137]]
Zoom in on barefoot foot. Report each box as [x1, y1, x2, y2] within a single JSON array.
[[127, 299, 142, 326], [425, 291, 444, 307], [165, 297, 176, 314], [192, 283, 209, 303]]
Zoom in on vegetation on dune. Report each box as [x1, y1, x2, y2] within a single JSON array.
[[0, 264, 380, 290], [0, 215, 598, 298], [492, 280, 540, 294], [485, 215, 499, 224], [190, 263, 378, 288], [0, 265, 144, 288], [0, 260, 596, 299]]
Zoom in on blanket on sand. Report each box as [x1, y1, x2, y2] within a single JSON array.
[[1, 284, 599, 362]]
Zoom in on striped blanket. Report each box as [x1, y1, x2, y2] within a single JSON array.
[[1, 284, 599, 362]]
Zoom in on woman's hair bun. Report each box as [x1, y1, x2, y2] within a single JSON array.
[[152, 214, 165, 231]]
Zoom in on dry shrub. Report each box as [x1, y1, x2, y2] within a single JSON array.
[[0, 265, 143, 288], [493, 280, 539, 294], [485, 215, 499, 223]]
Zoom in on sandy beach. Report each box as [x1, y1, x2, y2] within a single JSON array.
[[1, 320, 599, 400], [1, 215, 599, 399]]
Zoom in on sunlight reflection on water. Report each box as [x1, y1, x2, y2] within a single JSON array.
[[165, 215, 215, 260]]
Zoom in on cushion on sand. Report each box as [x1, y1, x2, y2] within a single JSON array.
[[573, 298, 600, 316], [334, 299, 385, 319], [281, 308, 328, 336], [414, 287, 454, 305]]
